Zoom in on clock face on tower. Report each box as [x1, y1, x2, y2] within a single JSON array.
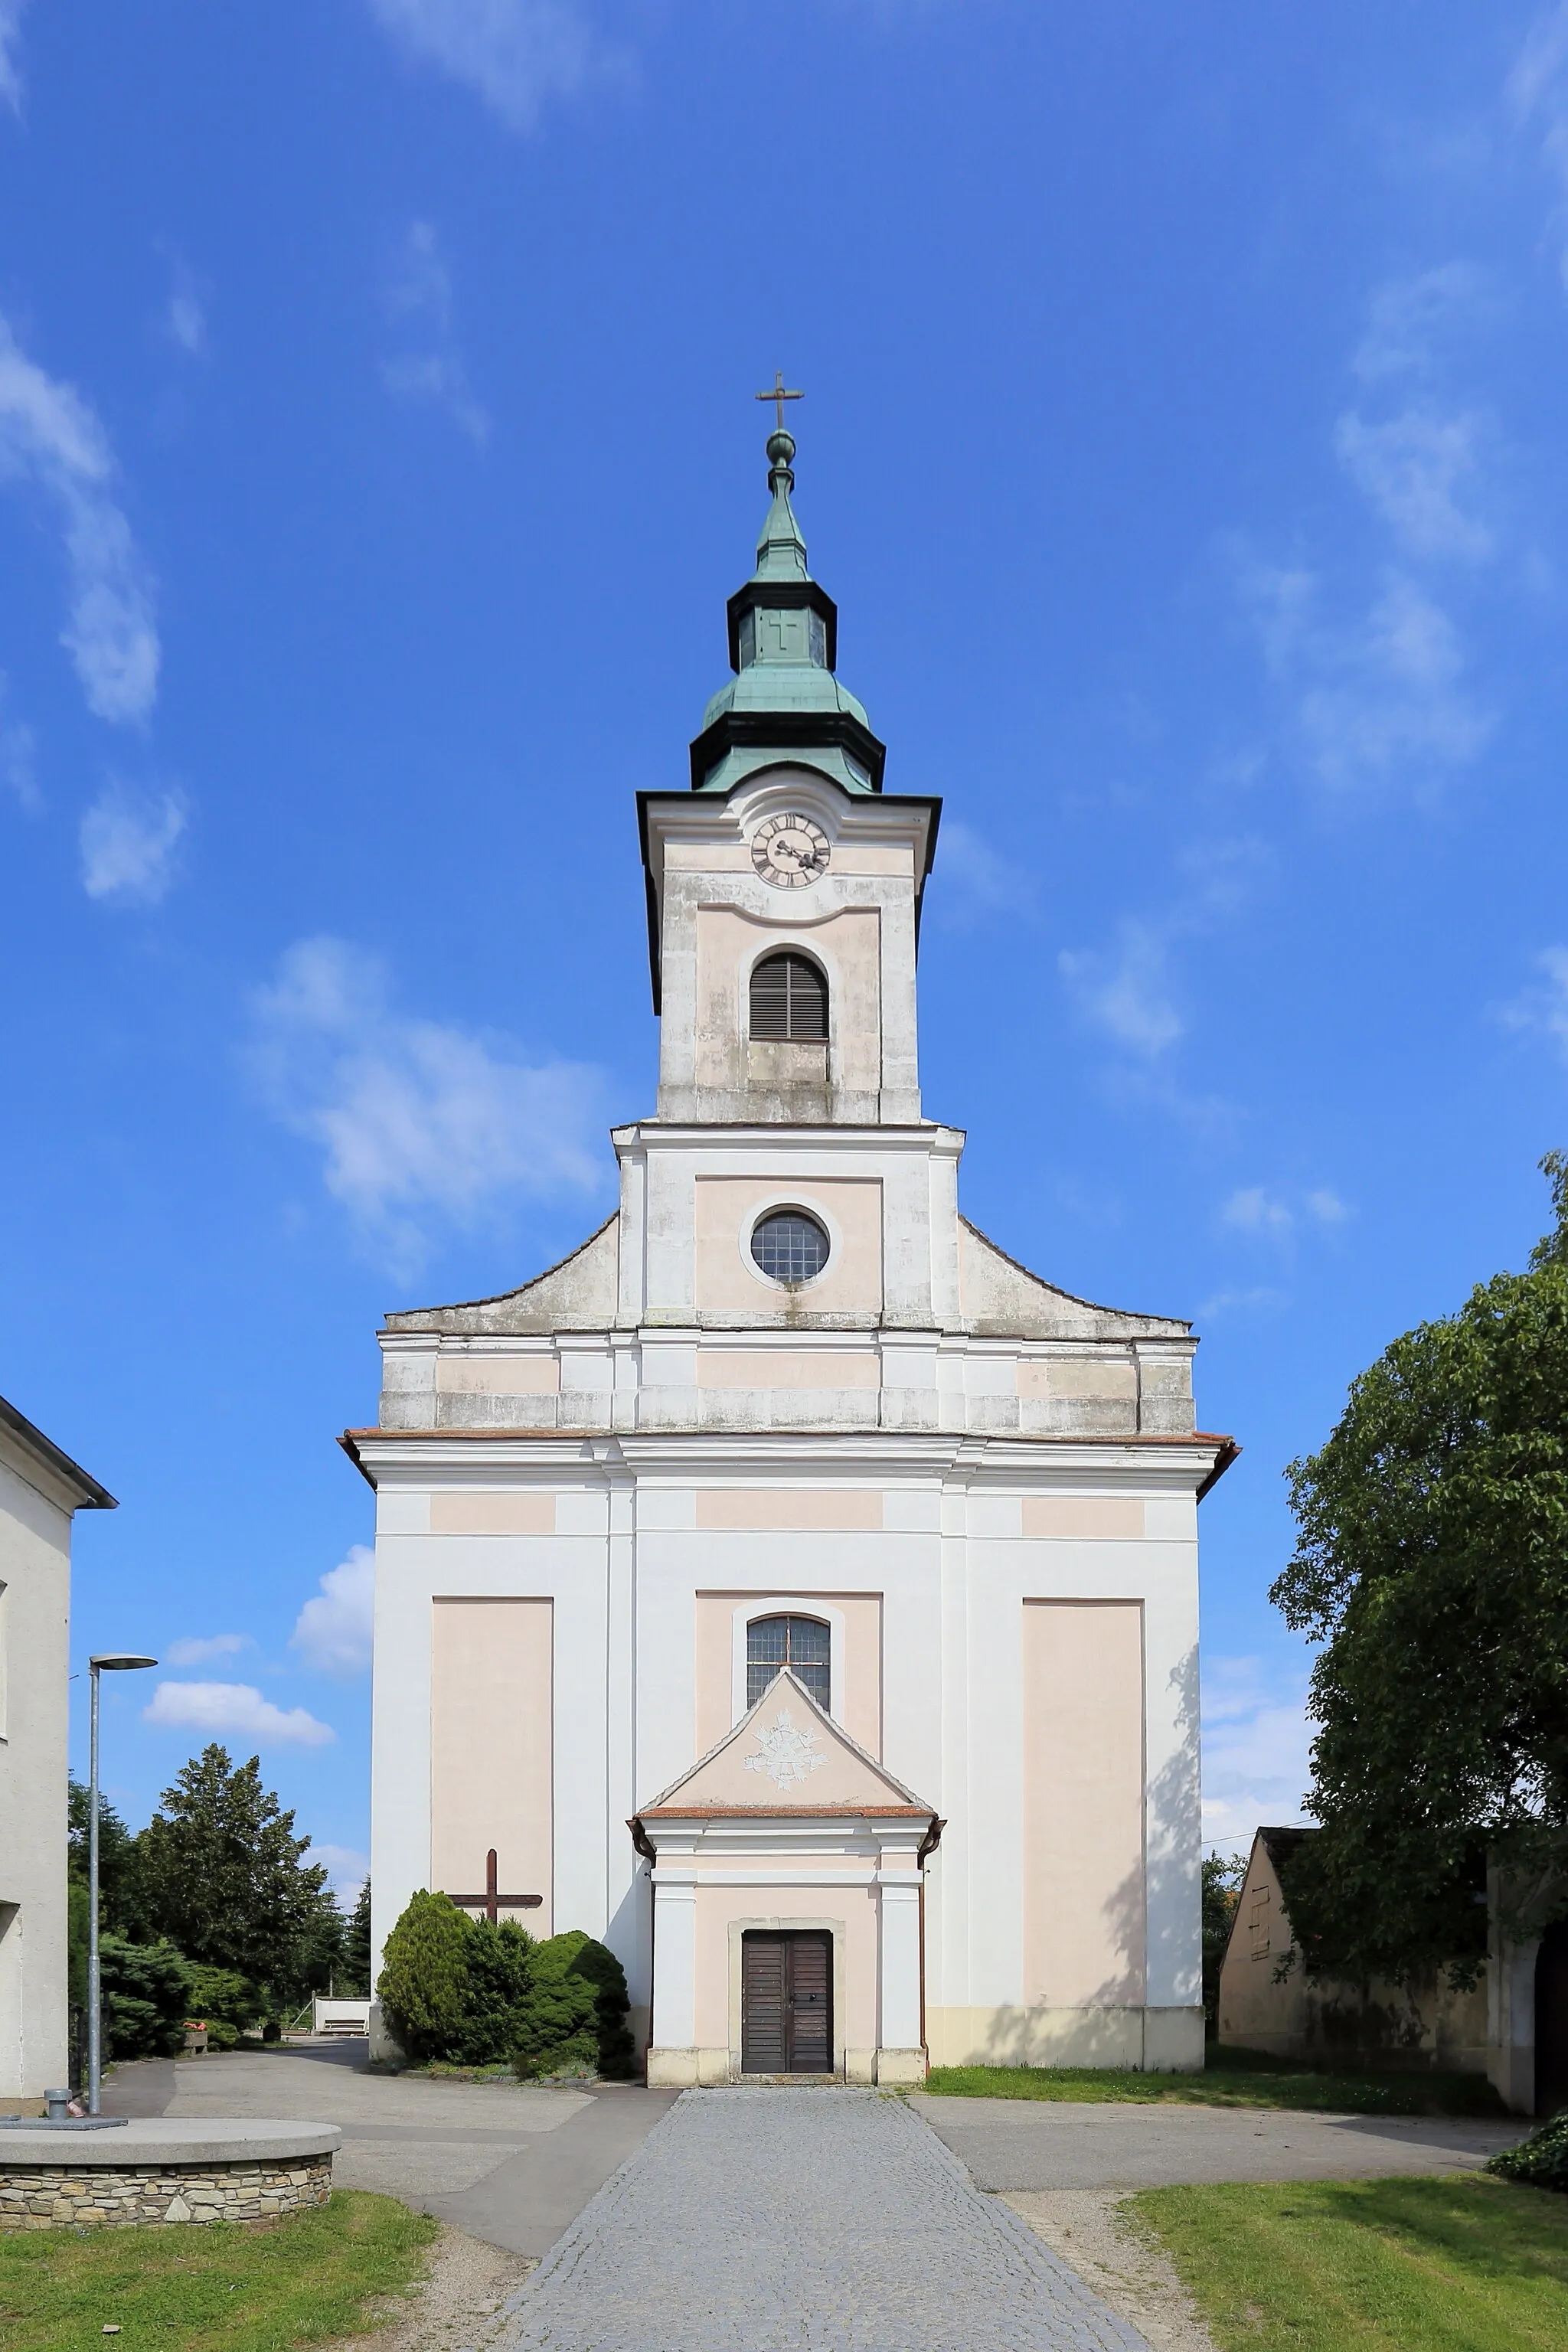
[[751, 812, 831, 889]]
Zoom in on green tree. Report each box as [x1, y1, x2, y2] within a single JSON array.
[[133, 1745, 334, 1992], [184, 1964, 260, 2048], [67, 1779, 149, 1937], [99, 1937, 192, 2060], [343, 1879, 372, 1997], [1272, 1155, 1568, 1981], [377, 1892, 472, 2061], [511, 1932, 633, 2081], [1201, 1851, 1246, 2029]]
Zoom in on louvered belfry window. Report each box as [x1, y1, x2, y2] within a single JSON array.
[[750, 951, 828, 1041]]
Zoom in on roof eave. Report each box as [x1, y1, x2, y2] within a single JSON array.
[[0, 1395, 116, 1511]]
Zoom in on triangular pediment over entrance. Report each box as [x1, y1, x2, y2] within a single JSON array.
[[634, 1669, 937, 1820]]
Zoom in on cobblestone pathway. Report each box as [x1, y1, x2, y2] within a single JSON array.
[[497, 2087, 1152, 2352]]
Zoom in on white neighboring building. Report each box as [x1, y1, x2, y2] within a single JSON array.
[[351, 427, 1236, 2083], [0, 1396, 115, 2109]]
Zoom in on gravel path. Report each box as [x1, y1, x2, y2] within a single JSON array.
[[497, 2087, 1152, 2352]]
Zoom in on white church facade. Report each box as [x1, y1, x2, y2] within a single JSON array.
[[349, 423, 1234, 2083]]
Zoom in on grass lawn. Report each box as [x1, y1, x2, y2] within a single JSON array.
[[923, 2041, 1505, 2116], [0, 2190, 436, 2352], [1129, 2174, 1568, 2350]]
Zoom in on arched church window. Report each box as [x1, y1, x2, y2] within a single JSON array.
[[750, 951, 828, 1041], [751, 1209, 828, 1285], [747, 1614, 831, 1710]]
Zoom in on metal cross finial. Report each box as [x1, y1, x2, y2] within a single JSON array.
[[756, 370, 804, 432]]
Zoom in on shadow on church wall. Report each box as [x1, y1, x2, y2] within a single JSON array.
[[969, 1638, 1201, 2070]]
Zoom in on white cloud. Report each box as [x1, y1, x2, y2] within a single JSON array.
[[163, 259, 207, 359], [1195, 1285, 1289, 1318], [1303, 574, 1491, 789], [1201, 1655, 1314, 1851], [0, 315, 160, 724], [165, 1632, 250, 1668], [1219, 1183, 1348, 1249], [1273, 570, 1493, 798], [0, 2, 28, 114], [1511, 5, 1568, 287], [248, 936, 606, 1273], [1236, 253, 1502, 805], [933, 819, 1033, 921], [383, 222, 488, 444], [143, 1681, 335, 1748], [1058, 842, 1267, 1073], [80, 779, 186, 904], [383, 353, 489, 442], [365, 0, 620, 132], [1502, 944, 1568, 1056], [1060, 920, 1182, 1057], [312, 1843, 371, 1906], [291, 1546, 375, 1677], [1351, 263, 1486, 386], [1222, 1186, 1293, 1236], [1334, 408, 1492, 564], [0, 673, 38, 811]]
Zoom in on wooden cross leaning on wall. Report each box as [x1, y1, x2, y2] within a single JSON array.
[[446, 1849, 543, 1925]]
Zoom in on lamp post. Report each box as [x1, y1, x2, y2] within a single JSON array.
[[87, 1655, 157, 2116]]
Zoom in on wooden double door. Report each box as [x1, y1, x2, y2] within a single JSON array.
[[741, 1930, 833, 2074]]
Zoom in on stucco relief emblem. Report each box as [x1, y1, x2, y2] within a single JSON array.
[[743, 1708, 829, 1792]]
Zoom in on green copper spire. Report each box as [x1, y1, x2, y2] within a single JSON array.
[[753, 430, 812, 584], [688, 413, 887, 796]]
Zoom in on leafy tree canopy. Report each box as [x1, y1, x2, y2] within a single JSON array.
[[1272, 1155, 1568, 1980], [67, 1779, 150, 1938], [1201, 1851, 1246, 2027], [133, 1744, 336, 1993]]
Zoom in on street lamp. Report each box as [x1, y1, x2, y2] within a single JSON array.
[[87, 1655, 157, 2116]]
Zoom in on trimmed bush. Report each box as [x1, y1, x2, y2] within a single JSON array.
[[377, 1897, 629, 2076], [1487, 2110, 1568, 2193], [452, 1919, 535, 2066], [377, 1894, 539, 2066], [511, 1931, 634, 2081], [377, 1891, 472, 2061]]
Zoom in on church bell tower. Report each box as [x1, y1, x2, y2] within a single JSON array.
[[639, 420, 940, 1129]]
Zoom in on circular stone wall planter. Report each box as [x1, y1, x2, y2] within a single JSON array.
[[0, 2120, 341, 2231]]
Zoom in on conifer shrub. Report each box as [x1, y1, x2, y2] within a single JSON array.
[[452, 1919, 535, 2066], [1487, 2110, 1568, 2194], [377, 1897, 631, 2074], [511, 1930, 635, 2081], [376, 1891, 472, 2061], [99, 1936, 193, 2058]]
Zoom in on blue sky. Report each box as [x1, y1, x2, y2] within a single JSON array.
[[5, 1, 1568, 1893]]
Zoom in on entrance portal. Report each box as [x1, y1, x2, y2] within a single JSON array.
[[741, 1930, 833, 2074]]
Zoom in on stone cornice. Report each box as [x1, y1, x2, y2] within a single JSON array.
[[340, 1425, 1236, 1495]]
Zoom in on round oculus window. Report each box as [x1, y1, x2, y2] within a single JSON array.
[[751, 1209, 829, 1285]]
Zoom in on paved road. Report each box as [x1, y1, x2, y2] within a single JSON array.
[[103, 2041, 677, 2257], [912, 2093, 1528, 2190], [498, 2086, 1152, 2352]]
